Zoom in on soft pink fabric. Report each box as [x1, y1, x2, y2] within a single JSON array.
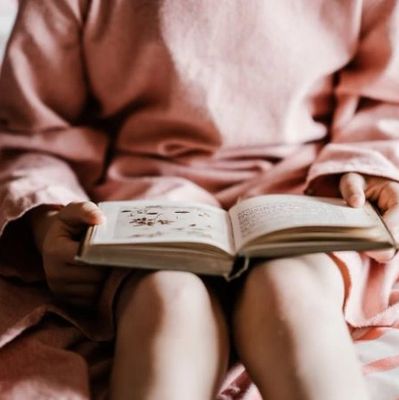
[[0, 1, 399, 399]]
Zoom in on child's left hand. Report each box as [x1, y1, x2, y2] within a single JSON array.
[[339, 172, 399, 262]]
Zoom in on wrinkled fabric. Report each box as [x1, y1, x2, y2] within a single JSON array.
[[0, 1, 399, 399]]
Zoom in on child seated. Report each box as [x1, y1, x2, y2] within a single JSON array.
[[0, 1, 399, 399]]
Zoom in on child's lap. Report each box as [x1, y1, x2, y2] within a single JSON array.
[[0, 250, 396, 400], [96, 253, 346, 341]]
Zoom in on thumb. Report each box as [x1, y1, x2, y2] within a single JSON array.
[[59, 202, 105, 228], [339, 173, 367, 208]]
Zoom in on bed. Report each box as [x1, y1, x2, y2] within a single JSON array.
[[1, 2, 399, 399]]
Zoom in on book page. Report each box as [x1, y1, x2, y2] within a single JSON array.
[[229, 195, 383, 250], [91, 200, 235, 255]]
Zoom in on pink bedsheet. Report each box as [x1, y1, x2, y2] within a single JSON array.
[[217, 327, 399, 399]]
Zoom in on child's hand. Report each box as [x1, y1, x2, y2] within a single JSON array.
[[340, 172, 399, 262], [29, 202, 107, 308]]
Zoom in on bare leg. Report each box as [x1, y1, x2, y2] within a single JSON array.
[[110, 271, 229, 400], [233, 253, 369, 400]]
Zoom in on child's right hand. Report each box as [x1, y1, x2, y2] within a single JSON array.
[[29, 202, 107, 308]]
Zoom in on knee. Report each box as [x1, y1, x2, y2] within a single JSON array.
[[138, 270, 210, 311], [117, 271, 211, 328], [238, 254, 345, 316]]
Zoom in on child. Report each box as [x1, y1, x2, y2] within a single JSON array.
[[0, 1, 399, 399]]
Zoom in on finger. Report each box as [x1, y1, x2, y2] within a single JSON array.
[[367, 180, 399, 212], [50, 282, 102, 306], [365, 248, 396, 263], [62, 296, 97, 309], [48, 216, 98, 260], [45, 255, 108, 283], [60, 284, 102, 309], [48, 275, 104, 299], [43, 228, 108, 282], [62, 264, 108, 283], [339, 173, 367, 208], [44, 225, 80, 263], [59, 202, 105, 227], [61, 283, 103, 299], [367, 204, 399, 262]]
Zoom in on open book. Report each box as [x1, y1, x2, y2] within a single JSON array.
[[76, 195, 396, 279]]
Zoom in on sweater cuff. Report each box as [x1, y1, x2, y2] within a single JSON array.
[[0, 185, 89, 237]]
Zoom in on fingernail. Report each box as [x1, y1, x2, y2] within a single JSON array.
[[349, 194, 364, 207], [84, 203, 105, 223], [96, 213, 106, 224], [91, 210, 105, 224]]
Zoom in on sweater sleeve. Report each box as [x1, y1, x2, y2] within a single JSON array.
[[0, 0, 109, 235], [305, 1, 399, 194]]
